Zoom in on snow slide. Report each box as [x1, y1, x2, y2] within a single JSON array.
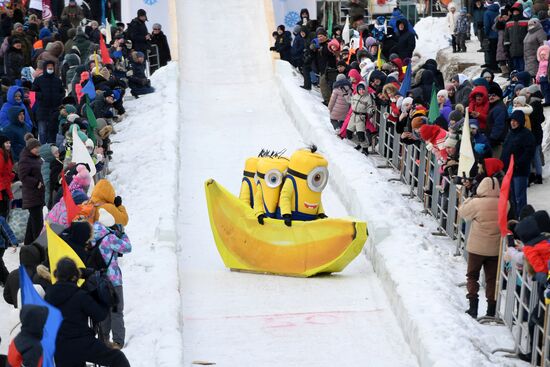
[[176, 0, 417, 366]]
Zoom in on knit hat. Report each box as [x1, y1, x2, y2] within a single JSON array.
[[336, 74, 347, 82], [25, 136, 40, 150], [481, 70, 493, 79], [401, 97, 413, 112], [510, 109, 525, 125], [514, 83, 525, 94], [513, 95, 527, 106], [98, 208, 116, 227], [411, 116, 428, 130], [460, 7, 467, 14], [72, 164, 92, 188], [85, 139, 94, 150], [71, 190, 88, 205], [67, 113, 80, 123], [13, 22, 23, 31], [419, 124, 440, 141], [488, 84, 503, 99], [527, 84, 542, 95], [137, 8, 147, 19], [443, 136, 458, 148], [316, 28, 328, 36], [50, 145, 59, 156], [437, 90, 448, 99], [469, 118, 480, 129], [0, 135, 9, 146], [412, 105, 428, 117], [448, 110, 462, 122]]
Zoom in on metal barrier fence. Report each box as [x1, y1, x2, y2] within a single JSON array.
[[370, 107, 549, 365]]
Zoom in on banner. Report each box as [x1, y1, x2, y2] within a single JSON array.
[[29, 0, 41, 10], [42, 0, 52, 19], [272, 0, 317, 29], [457, 108, 475, 178]]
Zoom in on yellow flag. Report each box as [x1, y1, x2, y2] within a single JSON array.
[[376, 44, 383, 69], [46, 223, 86, 286], [94, 52, 100, 75]]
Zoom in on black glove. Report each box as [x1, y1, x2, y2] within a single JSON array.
[[317, 213, 327, 219], [257, 214, 266, 225], [80, 267, 94, 279], [283, 214, 292, 227], [114, 196, 122, 207], [269, 46, 276, 51]]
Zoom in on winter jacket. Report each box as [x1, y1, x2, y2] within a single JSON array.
[[456, 78, 473, 107], [0, 86, 33, 130], [93, 222, 132, 287], [522, 238, 550, 273], [328, 79, 352, 121], [0, 151, 14, 199], [455, 14, 469, 34], [72, 34, 91, 62], [468, 86, 489, 130], [2, 106, 31, 161], [151, 30, 171, 67], [3, 243, 43, 308], [504, 16, 529, 58], [537, 44, 550, 81], [5, 46, 24, 82], [484, 4, 500, 39], [36, 41, 64, 76], [523, 22, 547, 76], [529, 93, 545, 145], [486, 99, 508, 143], [447, 9, 459, 34], [61, 4, 84, 27], [440, 99, 452, 122], [392, 20, 415, 59], [501, 120, 536, 177], [290, 33, 306, 68], [458, 177, 501, 256], [127, 17, 150, 53], [7, 304, 47, 367], [89, 179, 128, 226], [31, 63, 65, 122], [495, 17, 508, 62], [419, 124, 449, 162], [39, 144, 54, 191], [18, 148, 45, 209], [314, 38, 336, 74], [274, 31, 292, 62]]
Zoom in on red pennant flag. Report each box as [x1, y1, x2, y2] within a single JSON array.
[[28, 91, 36, 108], [359, 32, 363, 49], [62, 171, 80, 223], [498, 155, 514, 236], [99, 32, 113, 65]]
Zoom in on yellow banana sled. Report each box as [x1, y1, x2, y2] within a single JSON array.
[[204, 179, 367, 277]]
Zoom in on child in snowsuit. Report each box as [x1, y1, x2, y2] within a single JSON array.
[[346, 81, 375, 156], [7, 304, 48, 367], [455, 8, 469, 52]]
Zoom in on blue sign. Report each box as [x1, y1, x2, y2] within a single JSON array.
[[284, 11, 300, 28]]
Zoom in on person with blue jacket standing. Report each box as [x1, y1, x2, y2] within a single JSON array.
[[483, 1, 500, 71]]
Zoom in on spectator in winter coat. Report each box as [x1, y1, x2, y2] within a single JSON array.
[[150, 23, 171, 67], [314, 28, 337, 105], [0, 86, 32, 131], [447, 3, 459, 52], [0, 212, 16, 288], [32, 60, 65, 144], [392, 19, 415, 59], [483, 2, 500, 70], [7, 304, 48, 367], [290, 26, 306, 68], [127, 9, 151, 54], [523, 18, 547, 77], [72, 27, 92, 63], [472, 0, 486, 45], [18, 137, 44, 246], [504, 3, 529, 72], [501, 110, 535, 213], [419, 124, 449, 163], [458, 176, 502, 318], [451, 74, 473, 106], [91, 90, 115, 119], [486, 85, 508, 157], [525, 84, 545, 184], [4, 37, 24, 83], [89, 179, 128, 226], [37, 41, 65, 76], [60, 221, 92, 265], [2, 106, 31, 162], [61, 0, 84, 28], [469, 86, 489, 130], [0, 135, 14, 218], [127, 51, 154, 98], [328, 74, 352, 131], [45, 257, 131, 367], [437, 90, 452, 124], [455, 8, 469, 52], [536, 44, 550, 104], [346, 82, 375, 156], [94, 209, 132, 349], [39, 143, 56, 209], [515, 216, 550, 277], [271, 25, 292, 62], [495, 11, 511, 76]]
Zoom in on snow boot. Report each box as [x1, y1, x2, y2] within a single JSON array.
[[465, 298, 478, 318], [486, 301, 496, 317], [535, 175, 543, 184], [362, 147, 369, 156], [354, 144, 361, 150], [500, 64, 510, 78], [529, 172, 537, 186]]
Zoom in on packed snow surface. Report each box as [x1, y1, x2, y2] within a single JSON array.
[[414, 17, 451, 60]]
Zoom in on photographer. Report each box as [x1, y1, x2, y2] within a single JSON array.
[[45, 257, 131, 367]]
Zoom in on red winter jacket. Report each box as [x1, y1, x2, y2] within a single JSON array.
[[0, 152, 14, 199], [468, 86, 489, 130], [523, 239, 550, 273]]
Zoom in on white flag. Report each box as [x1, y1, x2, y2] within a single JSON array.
[[343, 15, 350, 45], [105, 22, 112, 44], [457, 107, 476, 178], [71, 125, 97, 177]]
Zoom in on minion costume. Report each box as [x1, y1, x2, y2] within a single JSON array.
[[239, 157, 258, 208], [254, 156, 289, 224], [278, 146, 328, 227]]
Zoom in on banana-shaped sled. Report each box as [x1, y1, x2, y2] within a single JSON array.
[[205, 179, 367, 277]]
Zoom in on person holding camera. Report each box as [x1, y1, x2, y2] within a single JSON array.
[[45, 257, 131, 367]]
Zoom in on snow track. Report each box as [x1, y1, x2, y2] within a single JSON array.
[[176, 1, 417, 366]]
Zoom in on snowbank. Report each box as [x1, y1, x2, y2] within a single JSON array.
[[414, 17, 451, 60], [275, 61, 520, 366], [105, 62, 183, 366]]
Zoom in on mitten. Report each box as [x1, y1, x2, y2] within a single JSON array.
[[114, 196, 122, 207], [283, 214, 292, 227]]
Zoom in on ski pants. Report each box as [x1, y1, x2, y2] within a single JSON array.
[[54, 336, 130, 367], [466, 252, 499, 302], [101, 285, 126, 345], [346, 114, 369, 148]]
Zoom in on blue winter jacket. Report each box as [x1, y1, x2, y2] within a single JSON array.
[[0, 86, 33, 130], [0, 216, 17, 248], [484, 4, 500, 39], [1, 106, 31, 162]]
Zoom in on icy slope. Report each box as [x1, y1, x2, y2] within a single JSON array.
[[175, 0, 417, 366]]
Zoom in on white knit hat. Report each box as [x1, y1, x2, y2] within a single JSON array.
[[98, 208, 115, 227], [437, 90, 448, 99]]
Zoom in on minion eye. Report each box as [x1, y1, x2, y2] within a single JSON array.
[[307, 166, 328, 192], [265, 170, 283, 188]]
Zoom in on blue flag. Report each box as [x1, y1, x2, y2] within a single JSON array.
[[81, 76, 96, 101], [399, 62, 412, 97], [20, 266, 63, 367]]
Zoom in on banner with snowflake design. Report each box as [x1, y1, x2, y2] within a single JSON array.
[[272, 0, 317, 30]]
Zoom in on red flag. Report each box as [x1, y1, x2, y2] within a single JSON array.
[[498, 155, 514, 236], [359, 32, 363, 49], [28, 91, 36, 108], [99, 32, 112, 65], [62, 172, 80, 223]]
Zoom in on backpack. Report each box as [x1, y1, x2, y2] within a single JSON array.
[[85, 233, 119, 310]]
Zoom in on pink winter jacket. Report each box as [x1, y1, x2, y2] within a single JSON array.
[[536, 44, 550, 81], [328, 80, 352, 121]]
